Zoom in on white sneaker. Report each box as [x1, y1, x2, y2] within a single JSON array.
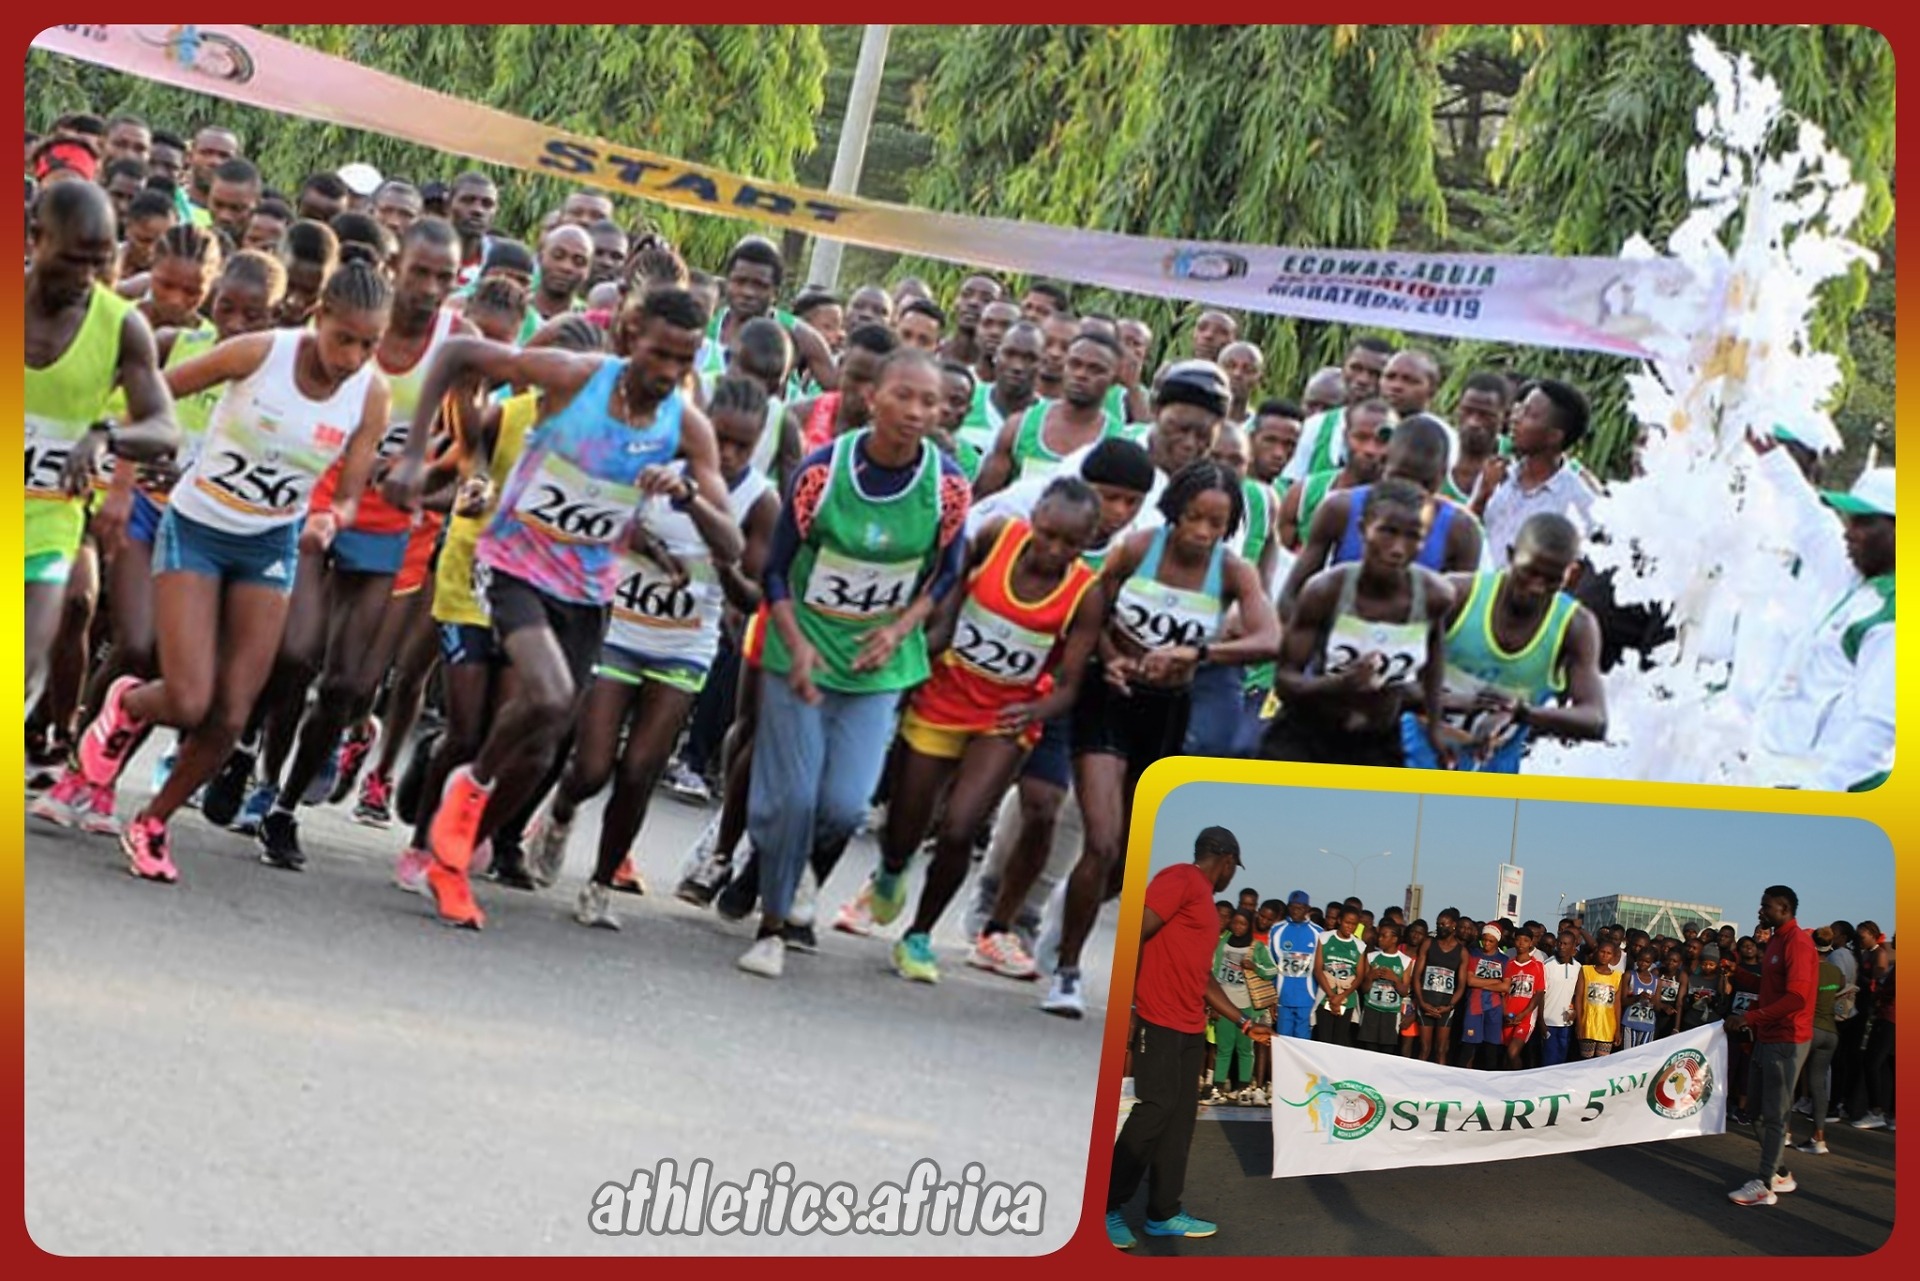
[[574, 881, 621, 931], [527, 801, 572, 889], [1041, 967, 1087, 1019], [1851, 1110, 1887, 1130], [1796, 1138, 1828, 1155], [968, 930, 1041, 980], [1245, 1087, 1268, 1106], [789, 865, 820, 928], [1771, 1171, 1797, 1194], [1727, 1179, 1777, 1206], [738, 934, 785, 979], [833, 881, 877, 937]]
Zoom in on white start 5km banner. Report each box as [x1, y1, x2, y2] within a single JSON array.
[[1269, 1024, 1727, 1178]]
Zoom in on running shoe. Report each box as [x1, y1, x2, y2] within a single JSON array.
[[232, 783, 275, 837], [29, 769, 91, 828], [1143, 1211, 1217, 1238], [1041, 966, 1087, 1019], [893, 932, 940, 984], [427, 767, 489, 876], [715, 861, 757, 922], [354, 771, 394, 828], [200, 743, 257, 829], [868, 865, 908, 927], [1106, 1211, 1137, 1251], [575, 881, 621, 931], [781, 922, 819, 952], [674, 813, 729, 906], [610, 856, 646, 896], [1851, 1111, 1888, 1130], [790, 866, 820, 928], [1771, 1171, 1797, 1194], [77, 675, 147, 786], [80, 782, 121, 836], [489, 842, 536, 890], [394, 846, 432, 895], [149, 741, 178, 795], [1797, 1138, 1829, 1155], [833, 883, 877, 937], [328, 716, 381, 804], [259, 810, 307, 872], [1245, 1086, 1269, 1106], [662, 760, 711, 804], [121, 815, 178, 883], [737, 934, 785, 978], [968, 931, 1041, 981], [1727, 1179, 1777, 1207], [425, 859, 486, 929], [526, 801, 572, 889]]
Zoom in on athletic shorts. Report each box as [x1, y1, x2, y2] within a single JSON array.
[[1071, 663, 1192, 769], [330, 526, 409, 577], [153, 506, 299, 593], [1459, 1004, 1506, 1045], [1261, 710, 1406, 769], [595, 642, 708, 695], [899, 707, 1035, 761], [25, 550, 72, 587], [127, 490, 165, 546], [1503, 1014, 1537, 1045], [1402, 713, 1530, 774], [392, 523, 438, 597], [488, 571, 608, 694], [1018, 712, 1072, 788], [437, 622, 498, 668], [1417, 1004, 1457, 1030]]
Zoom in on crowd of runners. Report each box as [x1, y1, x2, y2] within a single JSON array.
[[23, 112, 1899, 1009]]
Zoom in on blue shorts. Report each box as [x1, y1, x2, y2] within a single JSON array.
[[153, 507, 299, 593], [329, 526, 409, 577], [1460, 1003, 1506, 1045], [437, 622, 498, 668], [127, 490, 165, 546], [1018, 712, 1072, 789], [1540, 1024, 1574, 1066], [1276, 1005, 1313, 1040], [1402, 713, 1530, 774]]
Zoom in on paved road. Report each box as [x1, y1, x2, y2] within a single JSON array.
[[1113, 1110, 1895, 1256], [26, 749, 1113, 1255]]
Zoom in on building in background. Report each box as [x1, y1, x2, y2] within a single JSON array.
[[1571, 894, 1722, 937]]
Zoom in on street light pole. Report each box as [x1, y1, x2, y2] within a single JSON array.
[[808, 24, 891, 291], [1319, 848, 1393, 900]]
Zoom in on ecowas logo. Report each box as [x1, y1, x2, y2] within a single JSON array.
[[1289, 1074, 1387, 1142], [1647, 1048, 1714, 1120]]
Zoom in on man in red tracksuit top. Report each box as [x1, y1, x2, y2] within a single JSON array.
[[1724, 885, 1818, 1207]]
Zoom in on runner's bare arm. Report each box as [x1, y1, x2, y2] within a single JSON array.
[[971, 417, 1023, 498], [328, 375, 393, 530], [106, 309, 179, 460], [1446, 506, 1484, 572], [1418, 573, 1456, 732], [1276, 478, 1306, 551], [775, 405, 804, 494], [1278, 492, 1345, 614], [791, 318, 839, 392], [1526, 606, 1608, 742], [674, 403, 746, 563], [1211, 555, 1280, 666], [162, 330, 272, 400], [1008, 580, 1109, 729], [716, 491, 779, 615]]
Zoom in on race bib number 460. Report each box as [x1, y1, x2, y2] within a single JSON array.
[[802, 546, 919, 621]]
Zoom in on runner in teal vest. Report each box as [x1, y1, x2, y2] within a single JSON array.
[[744, 350, 971, 980], [1404, 512, 1606, 773]]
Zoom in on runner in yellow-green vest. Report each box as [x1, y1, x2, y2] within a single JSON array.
[[1276, 398, 1393, 555], [25, 181, 180, 720], [958, 319, 1042, 475], [973, 332, 1126, 497], [699, 236, 837, 398]]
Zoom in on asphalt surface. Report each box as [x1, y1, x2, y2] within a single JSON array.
[[1112, 1107, 1895, 1255], [25, 742, 1113, 1256]]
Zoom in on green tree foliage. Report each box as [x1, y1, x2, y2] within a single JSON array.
[[906, 24, 1450, 390], [25, 25, 828, 267]]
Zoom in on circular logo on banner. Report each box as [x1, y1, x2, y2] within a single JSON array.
[[1329, 1080, 1388, 1139], [1647, 1048, 1714, 1120], [1163, 249, 1249, 283]]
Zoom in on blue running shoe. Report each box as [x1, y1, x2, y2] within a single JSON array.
[[1144, 1211, 1217, 1238], [1107, 1210, 1137, 1249]]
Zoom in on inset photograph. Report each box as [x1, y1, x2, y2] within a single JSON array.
[[1106, 784, 1893, 1256]]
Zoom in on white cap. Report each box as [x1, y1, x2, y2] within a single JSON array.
[[337, 162, 383, 197], [1822, 468, 1896, 520]]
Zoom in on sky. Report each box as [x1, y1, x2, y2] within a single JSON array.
[[1148, 784, 1893, 935]]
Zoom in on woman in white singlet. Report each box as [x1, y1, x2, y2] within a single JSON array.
[[60, 262, 394, 884], [1265, 477, 1455, 769]]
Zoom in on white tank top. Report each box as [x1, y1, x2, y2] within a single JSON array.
[[750, 397, 784, 479], [605, 464, 772, 668], [373, 307, 458, 461], [171, 328, 377, 534]]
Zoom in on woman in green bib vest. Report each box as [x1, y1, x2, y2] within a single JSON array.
[[741, 348, 973, 980], [25, 181, 180, 720], [1265, 479, 1455, 769]]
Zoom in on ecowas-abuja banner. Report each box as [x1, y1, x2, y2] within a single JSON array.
[[1269, 1024, 1727, 1178], [35, 24, 1720, 359]]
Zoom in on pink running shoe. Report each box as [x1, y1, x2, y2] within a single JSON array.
[[29, 769, 91, 829], [394, 846, 432, 894], [121, 815, 179, 883], [78, 676, 148, 786], [80, 783, 121, 836]]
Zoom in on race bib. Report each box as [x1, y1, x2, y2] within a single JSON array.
[[802, 545, 919, 621], [513, 452, 640, 546], [612, 555, 713, 632], [1627, 999, 1657, 1024], [1113, 582, 1215, 652], [24, 414, 82, 496], [376, 417, 414, 462], [1439, 666, 1532, 739], [1509, 972, 1536, 999], [951, 597, 1055, 684], [195, 445, 311, 517], [1730, 990, 1758, 1015], [1324, 957, 1357, 987], [470, 554, 493, 606], [1326, 613, 1426, 688], [1278, 949, 1315, 979], [1474, 956, 1507, 981], [1368, 980, 1402, 1009], [1659, 980, 1681, 1003], [1423, 966, 1456, 995], [1586, 981, 1618, 1008]]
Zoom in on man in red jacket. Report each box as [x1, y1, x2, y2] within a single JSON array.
[[1107, 826, 1267, 1249], [1724, 885, 1818, 1207]]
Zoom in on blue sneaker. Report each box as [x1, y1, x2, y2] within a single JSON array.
[[1143, 1211, 1217, 1238], [1106, 1210, 1137, 1249], [233, 783, 276, 836], [150, 741, 178, 794]]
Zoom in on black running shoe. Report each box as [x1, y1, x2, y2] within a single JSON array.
[[780, 921, 819, 953], [715, 862, 759, 922], [201, 743, 257, 829], [258, 809, 307, 872], [490, 842, 538, 891]]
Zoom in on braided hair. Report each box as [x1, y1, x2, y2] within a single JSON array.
[[155, 221, 222, 275], [1156, 458, 1245, 540], [708, 374, 769, 424], [219, 248, 289, 308], [321, 258, 393, 315]]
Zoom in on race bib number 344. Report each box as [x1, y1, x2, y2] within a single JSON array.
[[802, 546, 919, 621]]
